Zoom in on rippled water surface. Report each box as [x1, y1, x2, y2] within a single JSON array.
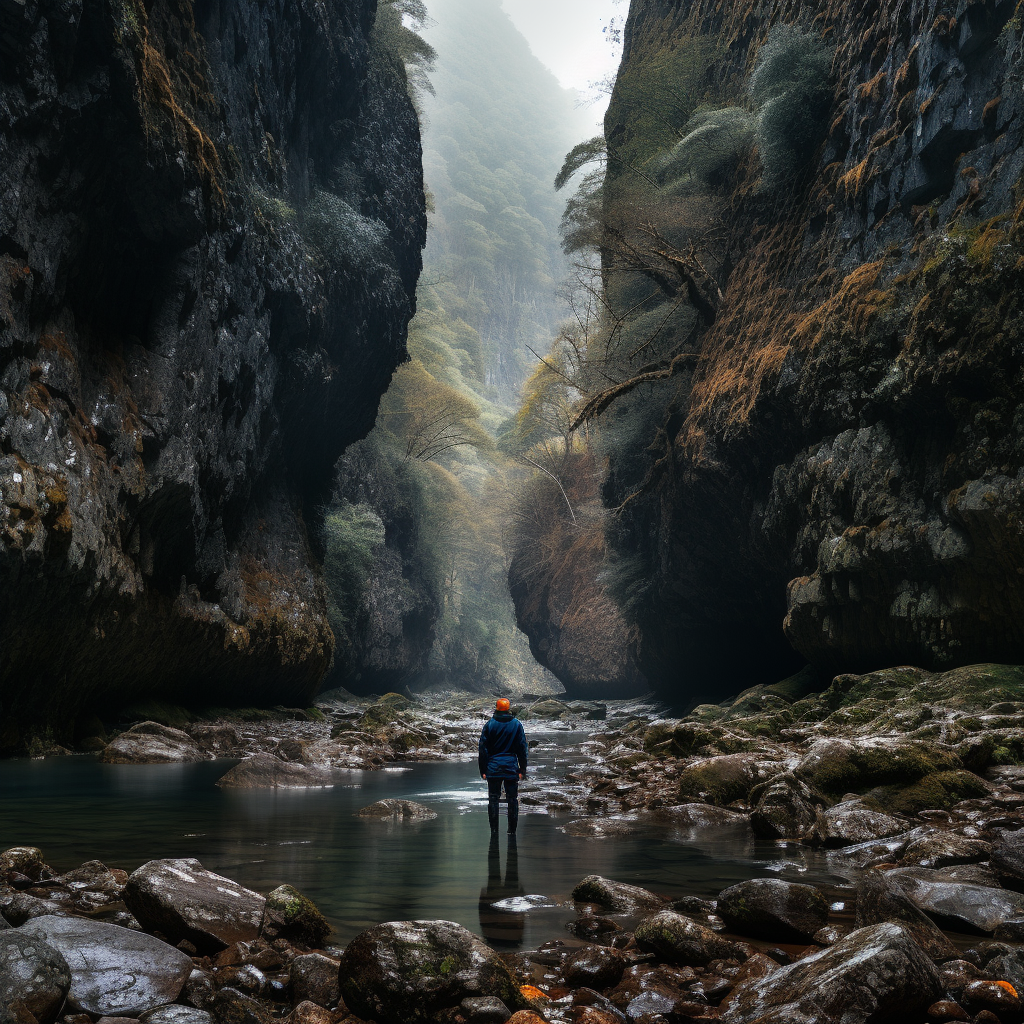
[[0, 734, 845, 948]]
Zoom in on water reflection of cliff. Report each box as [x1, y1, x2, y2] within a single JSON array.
[[478, 835, 525, 947]]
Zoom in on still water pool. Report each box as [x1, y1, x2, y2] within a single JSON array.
[[0, 736, 845, 949]]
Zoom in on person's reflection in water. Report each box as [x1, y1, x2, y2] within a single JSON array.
[[478, 833, 526, 947]]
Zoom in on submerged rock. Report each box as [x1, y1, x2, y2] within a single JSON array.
[[338, 919, 524, 1024], [571, 875, 666, 912], [19, 915, 192, 1017], [100, 723, 206, 765], [215, 753, 332, 789], [720, 922, 940, 1022], [356, 799, 437, 821], [0, 929, 70, 1024], [716, 879, 829, 943], [124, 859, 266, 952], [635, 910, 748, 966]]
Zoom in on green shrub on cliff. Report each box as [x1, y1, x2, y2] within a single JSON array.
[[749, 25, 834, 182], [660, 106, 755, 193], [373, 0, 437, 101], [302, 190, 390, 273], [323, 501, 386, 645]]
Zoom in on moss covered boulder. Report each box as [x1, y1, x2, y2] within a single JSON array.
[[571, 875, 666, 912], [260, 885, 330, 948], [338, 920, 524, 1024], [676, 753, 784, 806]]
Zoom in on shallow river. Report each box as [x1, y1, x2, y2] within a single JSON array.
[[0, 732, 846, 949]]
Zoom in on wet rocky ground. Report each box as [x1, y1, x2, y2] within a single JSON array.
[[11, 663, 1024, 1022]]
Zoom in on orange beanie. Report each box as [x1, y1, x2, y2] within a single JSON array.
[[496, 698, 511, 713]]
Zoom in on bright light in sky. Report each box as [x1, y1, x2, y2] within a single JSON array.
[[500, 0, 624, 120]]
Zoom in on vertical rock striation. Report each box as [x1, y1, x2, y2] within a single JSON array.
[[600, 0, 1024, 702], [0, 0, 426, 746]]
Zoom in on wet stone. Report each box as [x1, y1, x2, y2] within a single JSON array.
[[854, 871, 957, 960], [925, 1001, 970, 1022], [289, 952, 340, 1008], [572, 875, 666, 912], [959, 979, 1021, 1016], [100, 722, 206, 764], [124, 858, 266, 953], [20, 914, 193, 1017], [356, 799, 437, 820], [216, 753, 332, 789], [716, 879, 829, 943], [635, 910, 748, 966], [0, 929, 71, 1024], [460, 996, 512, 1023], [563, 945, 627, 989], [261, 885, 330, 948], [138, 1007, 215, 1024], [212, 986, 272, 1024]]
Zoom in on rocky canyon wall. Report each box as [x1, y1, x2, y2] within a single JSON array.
[[565, 0, 1024, 705], [0, 0, 426, 748]]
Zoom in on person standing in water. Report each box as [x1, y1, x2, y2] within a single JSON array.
[[479, 697, 528, 834]]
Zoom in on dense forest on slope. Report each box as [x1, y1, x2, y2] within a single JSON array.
[[510, 0, 1024, 706], [321, 0, 594, 695]]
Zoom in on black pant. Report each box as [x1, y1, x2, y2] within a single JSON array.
[[487, 776, 519, 833]]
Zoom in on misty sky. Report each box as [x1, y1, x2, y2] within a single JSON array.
[[500, 0, 624, 115]]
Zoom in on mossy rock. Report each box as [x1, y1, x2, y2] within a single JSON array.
[[676, 753, 774, 806], [261, 884, 331, 947], [338, 920, 526, 1023], [866, 769, 990, 815], [796, 738, 961, 799]]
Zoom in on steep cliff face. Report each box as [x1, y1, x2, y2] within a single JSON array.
[[0, 0, 425, 746], [601, 0, 1024, 702]]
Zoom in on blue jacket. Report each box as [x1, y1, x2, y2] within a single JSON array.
[[478, 712, 528, 778]]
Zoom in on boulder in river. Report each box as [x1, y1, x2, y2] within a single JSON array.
[[749, 775, 817, 840], [356, 799, 437, 821], [260, 885, 330, 947], [886, 869, 1024, 934], [854, 871, 956, 960], [720, 922, 941, 1023], [562, 945, 626, 989], [571, 875, 666, 912], [635, 910, 749, 966], [716, 879, 829, 943], [100, 722, 206, 764], [124, 858, 266, 952], [0, 929, 71, 1024], [809, 798, 906, 846], [0, 848, 45, 880], [900, 832, 991, 870], [338, 919, 525, 1024], [215, 753, 332, 789], [19, 915, 192, 1016], [650, 804, 751, 831]]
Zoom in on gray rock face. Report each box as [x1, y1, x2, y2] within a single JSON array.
[[635, 910, 749, 966], [887, 870, 1024, 934], [716, 879, 829, 943], [215, 753, 332, 789], [19, 915, 192, 1017], [124, 858, 265, 952], [0, 930, 71, 1024], [720, 922, 941, 1023], [0, 893, 72, 927], [356, 799, 437, 821], [854, 871, 956, 960], [100, 723, 206, 765], [0, 0, 426, 748], [811, 798, 906, 847], [338, 919, 524, 1024], [571, 875, 666, 912]]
